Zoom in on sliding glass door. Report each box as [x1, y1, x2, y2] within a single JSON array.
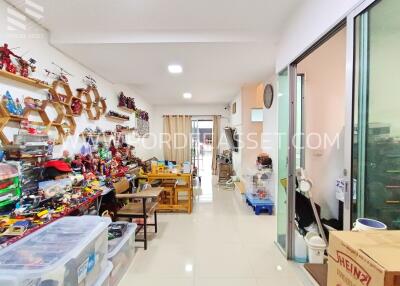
[[277, 68, 290, 254], [352, 0, 400, 229]]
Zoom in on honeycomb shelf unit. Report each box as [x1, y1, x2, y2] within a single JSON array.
[[0, 69, 51, 89], [0, 103, 49, 146], [49, 80, 77, 135], [76, 86, 106, 121]]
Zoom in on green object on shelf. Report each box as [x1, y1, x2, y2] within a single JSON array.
[[0, 176, 21, 208]]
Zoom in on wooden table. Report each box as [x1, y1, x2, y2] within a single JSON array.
[[146, 172, 193, 213], [116, 187, 162, 250]]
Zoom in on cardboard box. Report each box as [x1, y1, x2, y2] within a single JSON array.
[[328, 231, 400, 286]]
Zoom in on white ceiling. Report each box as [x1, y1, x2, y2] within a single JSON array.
[[7, 0, 301, 105]]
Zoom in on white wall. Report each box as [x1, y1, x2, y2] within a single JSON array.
[[276, 0, 361, 71], [0, 0, 153, 159], [230, 84, 264, 179], [230, 93, 242, 177], [262, 75, 278, 202], [151, 104, 230, 160]]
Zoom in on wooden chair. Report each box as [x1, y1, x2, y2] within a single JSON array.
[[114, 178, 161, 250], [174, 178, 193, 213]]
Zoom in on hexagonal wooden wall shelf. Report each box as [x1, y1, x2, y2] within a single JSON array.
[[61, 116, 77, 135], [23, 100, 51, 127], [76, 86, 105, 120], [0, 103, 25, 145], [49, 80, 77, 135]]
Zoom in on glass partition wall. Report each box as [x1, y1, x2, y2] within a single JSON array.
[[276, 0, 400, 261], [352, 0, 400, 229], [277, 68, 290, 255]]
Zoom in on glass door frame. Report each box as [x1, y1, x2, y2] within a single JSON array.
[[276, 65, 297, 260], [344, 0, 380, 230]]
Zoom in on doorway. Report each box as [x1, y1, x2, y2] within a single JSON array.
[[295, 26, 347, 227], [192, 119, 213, 177]]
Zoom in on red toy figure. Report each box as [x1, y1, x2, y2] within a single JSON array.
[[0, 43, 21, 74]]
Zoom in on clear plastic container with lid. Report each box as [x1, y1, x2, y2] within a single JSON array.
[[0, 215, 111, 286], [107, 222, 137, 286]]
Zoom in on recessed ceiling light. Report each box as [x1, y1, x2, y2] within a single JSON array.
[[168, 64, 183, 74], [185, 264, 193, 272], [183, 92, 192, 99]]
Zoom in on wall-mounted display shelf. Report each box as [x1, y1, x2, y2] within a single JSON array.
[[118, 106, 136, 114], [0, 69, 51, 90], [105, 114, 129, 122], [76, 86, 106, 120], [49, 81, 77, 135]]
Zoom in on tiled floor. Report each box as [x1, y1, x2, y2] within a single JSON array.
[[119, 174, 313, 286]]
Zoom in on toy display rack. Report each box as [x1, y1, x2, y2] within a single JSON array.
[[76, 86, 107, 121], [105, 114, 130, 122], [118, 105, 136, 114], [0, 70, 108, 146], [0, 69, 51, 90]]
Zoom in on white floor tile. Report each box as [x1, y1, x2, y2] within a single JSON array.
[[118, 175, 309, 285]]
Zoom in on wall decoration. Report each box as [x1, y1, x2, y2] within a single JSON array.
[[136, 109, 149, 137]]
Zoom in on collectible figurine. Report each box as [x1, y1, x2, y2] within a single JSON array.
[[118, 92, 126, 107], [23, 97, 36, 109], [98, 142, 108, 160], [17, 57, 36, 77], [109, 140, 117, 156], [71, 98, 83, 115], [15, 98, 23, 115], [84, 75, 97, 88], [44, 62, 72, 83], [0, 43, 21, 73], [3, 91, 19, 115], [71, 155, 85, 173]]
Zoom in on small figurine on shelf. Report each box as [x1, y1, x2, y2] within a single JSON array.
[[71, 98, 83, 115], [118, 92, 126, 107], [0, 43, 21, 74], [44, 62, 72, 83], [15, 98, 23, 115], [98, 142, 108, 160], [71, 155, 85, 173], [2, 91, 22, 116], [17, 57, 36, 77], [23, 97, 36, 109], [109, 139, 117, 156], [84, 75, 97, 88]]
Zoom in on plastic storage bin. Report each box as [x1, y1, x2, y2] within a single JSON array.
[[93, 261, 113, 286], [0, 215, 111, 286], [108, 222, 137, 286]]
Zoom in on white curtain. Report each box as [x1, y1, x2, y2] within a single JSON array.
[[163, 115, 192, 163], [212, 115, 221, 175]]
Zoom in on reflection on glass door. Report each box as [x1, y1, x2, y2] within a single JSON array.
[[296, 75, 305, 169], [277, 68, 290, 253], [353, 0, 400, 229]]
